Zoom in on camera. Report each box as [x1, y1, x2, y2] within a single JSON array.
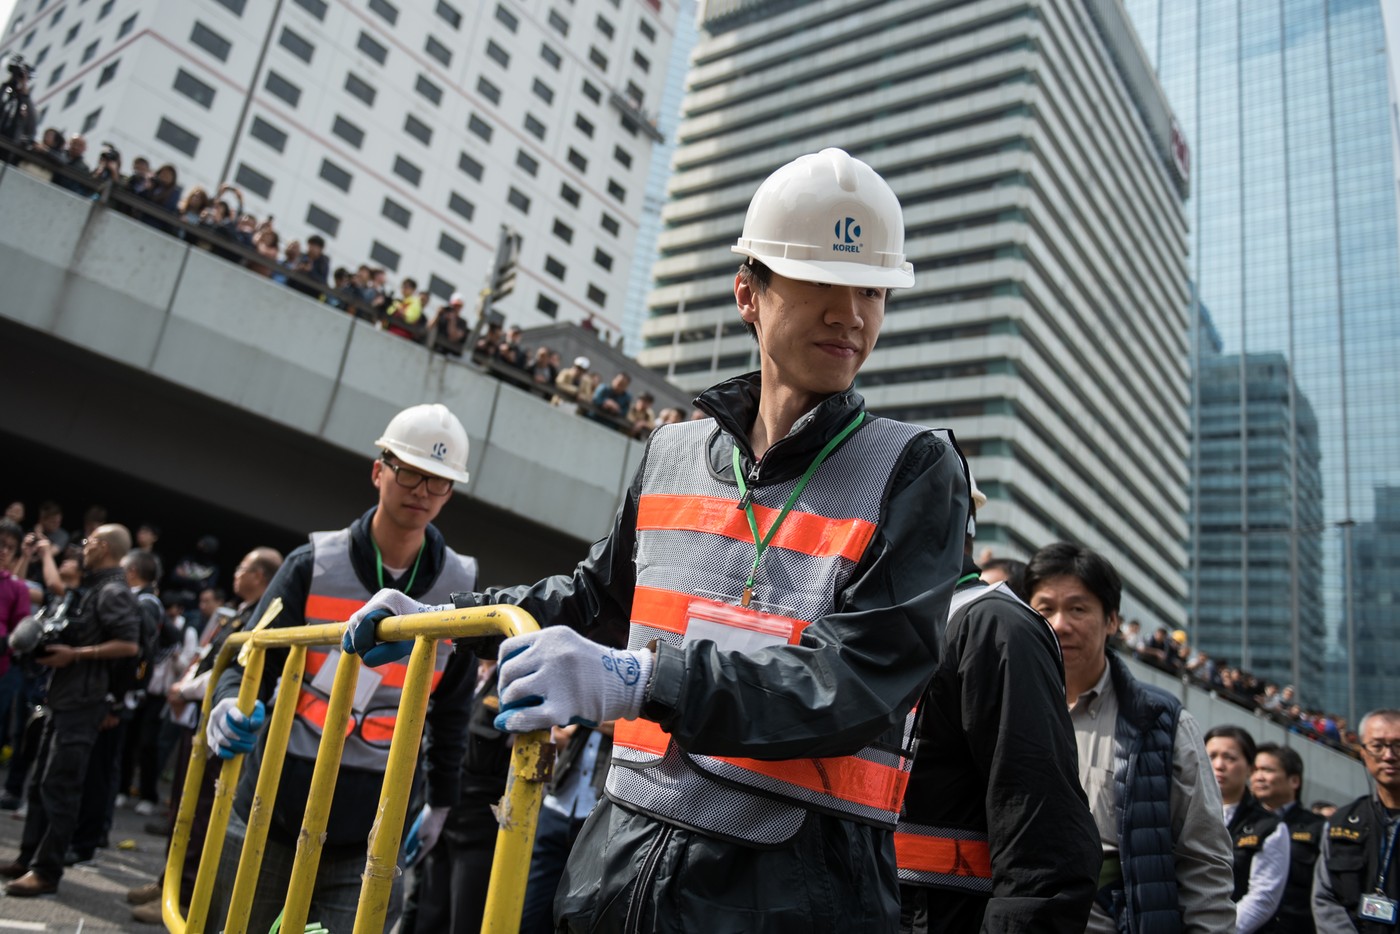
[[6, 54, 32, 87], [99, 141, 120, 164], [8, 592, 79, 658]]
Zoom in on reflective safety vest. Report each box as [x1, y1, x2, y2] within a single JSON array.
[[607, 416, 930, 845], [285, 527, 477, 771], [894, 583, 1013, 892]]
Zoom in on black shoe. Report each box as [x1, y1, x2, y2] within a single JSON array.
[[0, 793, 21, 811], [143, 821, 170, 837], [62, 848, 93, 867]]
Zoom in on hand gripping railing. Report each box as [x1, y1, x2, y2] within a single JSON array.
[[162, 606, 548, 934]]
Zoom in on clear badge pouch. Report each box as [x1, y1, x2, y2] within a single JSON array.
[[683, 594, 799, 654], [1360, 894, 1398, 924], [309, 648, 382, 715]]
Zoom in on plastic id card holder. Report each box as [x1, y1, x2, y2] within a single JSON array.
[[1361, 894, 1398, 924], [309, 648, 382, 715], [683, 599, 794, 654]]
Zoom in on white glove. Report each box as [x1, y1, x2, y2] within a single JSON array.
[[494, 627, 653, 732], [341, 589, 449, 667], [206, 697, 266, 759], [403, 804, 450, 867]]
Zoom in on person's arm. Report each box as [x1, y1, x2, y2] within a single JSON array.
[[1311, 828, 1359, 931], [1236, 821, 1289, 934], [42, 581, 143, 667], [962, 598, 1100, 931], [641, 432, 967, 759], [1170, 711, 1239, 933]]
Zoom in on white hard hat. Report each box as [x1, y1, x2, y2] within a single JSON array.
[[374, 403, 470, 484], [732, 148, 914, 290], [574, 356, 590, 369], [449, 291, 465, 305]]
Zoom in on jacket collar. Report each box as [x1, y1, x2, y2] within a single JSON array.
[[349, 507, 447, 598], [695, 371, 868, 486]]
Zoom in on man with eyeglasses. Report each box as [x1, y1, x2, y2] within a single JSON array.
[[201, 404, 479, 933], [1314, 708, 1400, 931]]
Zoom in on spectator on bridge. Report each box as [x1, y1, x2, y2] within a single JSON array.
[[138, 164, 181, 214], [626, 392, 656, 439], [656, 407, 684, 427], [473, 322, 503, 361], [529, 346, 558, 389], [52, 135, 91, 195], [497, 326, 528, 370], [552, 356, 590, 404], [428, 295, 469, 357], [385, 278, 425, 341], [588, 372, 631, 425], [178, 186, 210, 227], [125, 157, 151, 197], [289, 235, 330, 298]]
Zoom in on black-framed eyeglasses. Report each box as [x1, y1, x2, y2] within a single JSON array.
[[1362, 740, 1400, 758], [380, 458, 453, 496]]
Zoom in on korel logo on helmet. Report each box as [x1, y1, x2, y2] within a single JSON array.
[[833, 217, 862, 253], [431, 441, 448, 462]]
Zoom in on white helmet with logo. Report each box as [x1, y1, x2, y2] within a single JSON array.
[[374, 403, 471, 484], [732, 148, 914, 290]]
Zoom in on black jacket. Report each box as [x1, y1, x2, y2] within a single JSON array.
[[900, 571, 1100, 933], [47, 566, 140, 712], [1262, 803, 1322, 934], [216, 508, 475, 850]]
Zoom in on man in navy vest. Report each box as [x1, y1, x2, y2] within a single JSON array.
[[1025, 542, 1235, 933]]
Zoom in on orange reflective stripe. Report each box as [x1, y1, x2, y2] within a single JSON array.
[[893, 832, 992, 879], [637, 494, 876, 563], [614, 717, 669, 755], [305, 594, 365, 623], [361, 714, 397, 745], [726, 753, 910, 812], [302, 645, 448, 690], [630, 586, 808, 641], [295, 692, 355, 738]]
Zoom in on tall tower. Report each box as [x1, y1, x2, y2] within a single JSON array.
[[642, 0, 1193, 628], [1126, 0, 1400, 714]]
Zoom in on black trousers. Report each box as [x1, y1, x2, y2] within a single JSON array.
[[19, 704, 107, 882], [72, 716, 127, 857]]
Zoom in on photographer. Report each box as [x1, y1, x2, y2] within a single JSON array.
[[0, 524, 140, 898], [1, 55, 36, 144], [53, 135, 92, 195], [91, 142, 122, 187]]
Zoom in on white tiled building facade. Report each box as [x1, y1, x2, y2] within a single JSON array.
[[643, 0, 1193, 628], [0, 0, 678, 331]]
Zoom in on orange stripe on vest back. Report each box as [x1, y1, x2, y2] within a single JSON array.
[[893, 832, 992, 879], [723, 753, 910, 812], [636, 494, 876, 563], [303, 645, 445, 690], [614, 716, 670, 755], [305, 594, 365, 623], [630, 586, 809, 641], [295, 692, 355, 738]]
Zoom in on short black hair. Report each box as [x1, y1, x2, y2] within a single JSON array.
[[1204, 724, 1257, 764], [1024, 542, 1122, 617], [735, 259, 773, 340], [981, 557, 1027, 601], [122, 548, 161, 585], [1255, 742, 1304, 797], [0, 519, 22, 549], [307, 234, 325, 248]]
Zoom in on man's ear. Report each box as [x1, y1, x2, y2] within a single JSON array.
[[735, 272, 760, 328]]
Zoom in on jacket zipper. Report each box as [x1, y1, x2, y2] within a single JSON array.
[[623, 823, 674, 933], [736, 460, 762, 510]]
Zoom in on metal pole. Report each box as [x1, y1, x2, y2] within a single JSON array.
[[216, 0, 286, 190]]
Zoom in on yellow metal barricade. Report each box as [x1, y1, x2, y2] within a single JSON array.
[[163, 606, 549, 934]]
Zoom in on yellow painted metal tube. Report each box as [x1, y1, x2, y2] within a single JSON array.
[[273, 649, 362, 934], [221, 645, 308, 934], [351, 635, 438, 934], [483, 730, 553, 933]]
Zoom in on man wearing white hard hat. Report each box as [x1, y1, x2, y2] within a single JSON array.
[[346, 149, 970, 929], [202, 403, 479, 933]]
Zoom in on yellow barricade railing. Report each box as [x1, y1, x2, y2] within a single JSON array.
[[163, 606, 549, 934]]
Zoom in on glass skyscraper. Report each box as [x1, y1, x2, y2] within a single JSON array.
[[1126, 0, 1400, 718]]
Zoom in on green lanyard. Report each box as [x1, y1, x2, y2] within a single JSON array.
[[373, 537, 425, 594], [732, 412, 865, 607]]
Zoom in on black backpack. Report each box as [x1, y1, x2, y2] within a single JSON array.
[[110, 590, 164, 696]]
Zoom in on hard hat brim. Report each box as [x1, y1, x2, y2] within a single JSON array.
[[733, 248, 914, 290], [376, 440, 471, 485]]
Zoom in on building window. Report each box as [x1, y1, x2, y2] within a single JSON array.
[[368, 0, 398, 26], [532, 78, 554, 105], [593, 248, 613, 271], [80, 107, 101, 134], [370, 241, 400, 272], [357, 32, 387, 65], [392, 155, 422, 187], [581, 79, 600, 104], [595, 14, 614, 39], [62, 85, 81, 109], [80, 40, 97, 64], [633, 50, 650, 73], [427, 274, 455, 301], [22, 32, 35, 49], [306, 203, 341, 238], [96, 60, 119, 87], [435, 0, 461, 29], [249, 116, 288, 152], [586, 285, 606, 308], [172, 69, 216, 109], [566, 147, 587, 171], [544, 256, 566, 280], [98, 0, 115, 20], [540, 43, 561, 70], [625, 81, 645, 107], [50, 8, 63, 26], [381, 197, 412, 228], [458, 152, 483, 181], [47, 64, 64, 87], [467, 114, 492, 142], [600, 212, 619, 236], [515, 150, 538, 177], [291, 0, 328, 20], [278, 26, 314, 63], [266, 70, 302, 106], [319, 158, 353, 192], [536, 294, 559, 318], [588, 46, 608, 70], [485, 40, 509, 68], [524, 113, 545, 140], [639, 19, 656, 41], [404, 114, 433, 146], [63, 24, 79, 46], [574, 114, 594, 138], [215, 0, 248, 15], [190, 21, 232, 61], [424, 36, 451, 67], [507, 187, 530, 214], [415, 74, 442, 106], [117, 14, 136, 38], [156, 117, 200, 157], [559, 182, 580, 207], [552, 219, 573, 243], [613, 145, 632, 169], [34, 47, 49, 68], [548, 9, 569, 36], [332, 115, 365, 148], [235, 163, 273, 199], [438, 232, 465, 261], [495, 4, 518, 32], [476, 76, 500, 105], [607, 179, 626, 203], [448, 192, 475, 221], [344, 73, 376, 106]]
